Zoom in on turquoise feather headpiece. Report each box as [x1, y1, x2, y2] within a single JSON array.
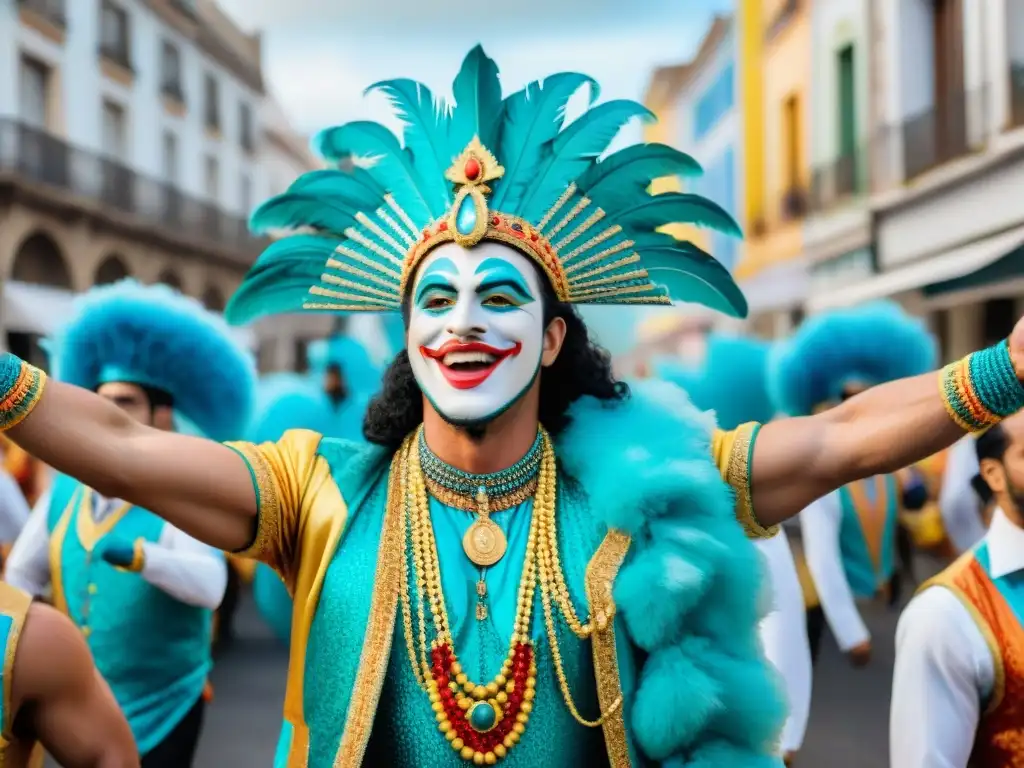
[[51, 279, 256, 441], [769, 301, 937, 417], [248, 373, 334, 444], [226, 45, 746, 325], [655, 335, 775, 429]]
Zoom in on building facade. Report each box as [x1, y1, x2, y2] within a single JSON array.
[[0, 0, 283, 368], [807, 0, 1024, 363], [736, 0, 812, 338]]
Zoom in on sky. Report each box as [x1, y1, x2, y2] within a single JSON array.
[[217, 0, 731, 142], [214, 0, 733, 353]]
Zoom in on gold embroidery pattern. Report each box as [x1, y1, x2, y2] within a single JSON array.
[[727, 424, 779, 540], [333, 446, 407, 767], [225, 442, 282, 563], [0, 586, 30, 741], [48, 488, 82, 616], [585, 530, 633, 768]]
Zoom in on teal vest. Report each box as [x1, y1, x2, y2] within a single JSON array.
[[46, 475, 213, 755], [837, 475, 899, 599], [275, 441, 620, 768], [976, 543, 1024, 624]]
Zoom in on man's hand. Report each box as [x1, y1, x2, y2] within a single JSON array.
[[99, 537, 144, 572], [1009, 317, 1024, 378], [847, 640, 872, 668]]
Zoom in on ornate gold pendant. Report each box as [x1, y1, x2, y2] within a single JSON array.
[[463, 517, 506, 567]]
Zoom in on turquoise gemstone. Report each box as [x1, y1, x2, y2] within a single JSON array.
[[469, 701, 497, 732], [456, 194, 478, 235]]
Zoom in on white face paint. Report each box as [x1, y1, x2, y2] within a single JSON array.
[[407, 242, 546, 425]]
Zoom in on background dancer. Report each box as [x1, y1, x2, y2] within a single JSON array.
[[769, 302, 936, 665], [5, 280, 254, 768]]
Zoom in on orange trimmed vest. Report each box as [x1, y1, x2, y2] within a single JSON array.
[[928, 544, 1024, 767]]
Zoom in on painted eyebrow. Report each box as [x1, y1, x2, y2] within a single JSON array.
[[474, 258, 535, 300], [477, 278, 534, 302], [414, 257, 459, 304], [414, 275, 456, 305]]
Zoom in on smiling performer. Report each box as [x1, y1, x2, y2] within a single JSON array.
[[656, 335, 812, 765], [4, 280, 252, 768], [769, 302, 936, 666], [0, 47, 1023, 768]]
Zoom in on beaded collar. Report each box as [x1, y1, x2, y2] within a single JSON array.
[[418, 429, 542, 512]]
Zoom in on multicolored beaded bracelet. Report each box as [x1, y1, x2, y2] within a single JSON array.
[[0, 354, 47, 431], [940, 340, 1024, 432]]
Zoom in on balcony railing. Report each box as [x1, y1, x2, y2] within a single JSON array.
[[780, 187, 807, 221], [17, 0, 66, 27], [0, 119, 265, 261], [901, 88, 983, 180], [809, 149, 864, 213], [1010, 63, 1024, 129], [99, 42, 133, 71]]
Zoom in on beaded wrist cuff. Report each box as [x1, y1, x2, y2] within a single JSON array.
[[0, 354, 47, 431], [940, 340, 1024, 432]]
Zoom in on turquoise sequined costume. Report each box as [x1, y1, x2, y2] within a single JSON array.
[[42, 280, 255, 754], [223, 46, 785, 767]]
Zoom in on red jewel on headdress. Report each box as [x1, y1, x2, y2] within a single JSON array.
[[438, 221, 448, 231], [464, 157, 481, 181]]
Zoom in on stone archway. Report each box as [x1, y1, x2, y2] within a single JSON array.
[[10, 231, 72, 288], [201, 285, 226, 312], [94, 254, 131, 285], [156, 268, 183, 290]]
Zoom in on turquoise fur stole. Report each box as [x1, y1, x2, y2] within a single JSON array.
[[556, 380, 786, 765]]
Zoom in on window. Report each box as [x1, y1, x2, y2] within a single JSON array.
[[101, 100, 127, 158], [99, 1, 131, 67], [837, 45, 856, 158], [18, 55, 50, 128], [160, 40, 183, 100], [239, 174, 252, 213], [162, 131, 179, 183], [204, 74, 220, 131], [693, 63, 735, 141], [204, 155, 220, 199], [782, 94, 800, 190], [239, 102, 254, 151]]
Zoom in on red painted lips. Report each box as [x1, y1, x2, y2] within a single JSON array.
[[419, 340, 523, 390]]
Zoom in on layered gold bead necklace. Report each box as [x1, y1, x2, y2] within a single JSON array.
[[397, 427, 620, 765]]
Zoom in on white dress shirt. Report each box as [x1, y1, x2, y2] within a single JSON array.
[[939, 435, 987, 554], [5, 488, 226, 610], [799, 490, 871, 651], [890, 508, 1024, 768], [0, 469, 29, 544], [756, 529, 812, 754]]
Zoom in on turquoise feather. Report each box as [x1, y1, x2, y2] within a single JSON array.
[[519, 100, 655, 221], [249, 235, 338, 272], [636, 243, 748, 317], [616, 192, 742, 236], [249, 192, 362, 237], [366, 78, 453, 202], [450, 45, 504, 154], [577, 144, 703, 210], [287, 169, 386, 207], [313, 121, 441, 220], [490, 72, 597, 210]]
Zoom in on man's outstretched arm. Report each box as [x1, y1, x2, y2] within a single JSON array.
[[6, 368, 256, 552], [14, 603, 139, 768], [750, 335, 1024, 529]]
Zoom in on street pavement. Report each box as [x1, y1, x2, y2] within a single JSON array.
[[191, 580, 919, 768]]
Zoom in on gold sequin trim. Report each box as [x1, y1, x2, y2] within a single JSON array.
[[537, 184, 577, 232], [308, 285, 400, 308], [423, 475, 539, 512], [727, 424, 779, 540], [0, 585, 31, 740], [333, 445, 407, 767], [225, 442, 283, 563], [585, 530, 632, 768]]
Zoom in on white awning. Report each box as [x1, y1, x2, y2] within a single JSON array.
[[806, 224, 1024, 314], [2, 281, 257, 350]]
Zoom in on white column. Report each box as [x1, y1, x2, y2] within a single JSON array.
[[947, 303, 981, 360]]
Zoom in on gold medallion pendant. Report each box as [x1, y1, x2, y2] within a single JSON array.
[[463, 517, 507, 567]]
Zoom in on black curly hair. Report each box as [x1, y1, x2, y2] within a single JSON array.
[[363, 260, 629, 449]]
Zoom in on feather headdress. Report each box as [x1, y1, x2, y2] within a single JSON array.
[[655, 334, 775, 429], [306, 335, 382, 396], [769, 301, 937, 417], [226, 46, 746, 324], [51, 279, 256, 441]]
